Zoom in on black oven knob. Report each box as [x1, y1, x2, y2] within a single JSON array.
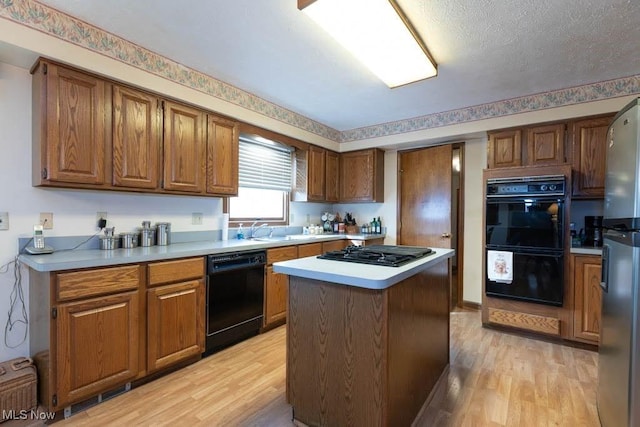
[[541, 185, 548, 191], [549, 184, 557, 191]]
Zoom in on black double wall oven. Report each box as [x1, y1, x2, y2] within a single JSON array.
[[485, 175, 566, 306]]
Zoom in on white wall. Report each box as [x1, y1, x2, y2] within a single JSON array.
[[462, 138, 488, 304], [0, 62, 225, 360]]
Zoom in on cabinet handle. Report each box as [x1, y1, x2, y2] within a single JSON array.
[[441, 233, 451, 238]]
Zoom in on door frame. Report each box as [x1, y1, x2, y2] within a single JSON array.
[[396, 142, 466, 308]]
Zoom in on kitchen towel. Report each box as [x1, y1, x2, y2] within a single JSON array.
[[487, 250, 513, 284], [221, 213, 229, 241]]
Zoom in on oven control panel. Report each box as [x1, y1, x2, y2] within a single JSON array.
[[486, 175, 565, 197]]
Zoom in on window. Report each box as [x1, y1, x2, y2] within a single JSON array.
[[228, 136, 293, 225]]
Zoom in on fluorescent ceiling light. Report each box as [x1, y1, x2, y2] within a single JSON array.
[[299, 0, 437, 88]]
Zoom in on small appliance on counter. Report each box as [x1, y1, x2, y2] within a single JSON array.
[[584, 215, 603, 247], [24, 224, 54, 254]]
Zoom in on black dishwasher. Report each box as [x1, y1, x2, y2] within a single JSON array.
[[205, 250, 266, 355]]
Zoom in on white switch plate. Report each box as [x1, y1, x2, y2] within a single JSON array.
[[0, 212, 8, 230], [192, 212, 203, 225], [40, 212, 53, 229]]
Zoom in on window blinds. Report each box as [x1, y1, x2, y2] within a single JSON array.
[[238, 137, 293, 192]]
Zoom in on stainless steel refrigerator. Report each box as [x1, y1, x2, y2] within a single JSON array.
[[598, 97, 640, 427]]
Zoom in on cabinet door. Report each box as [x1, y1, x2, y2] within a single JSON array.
[[55, 291, 139, 409], [147, 279, 205, 372], [206, 115, 239, 195], [340, 149, 384, 202], [265, 266, 288, 326], [573, 255, 602, 344], [42, 62, 107, 184], [487, 130, 521, 168], [112, 85, 160, 189], [163, 101, 206, 192], [325, 150, 339, 203], [526, 124, 565, 166], [571, 117, 611, 198], [308, 146, 326, 201]]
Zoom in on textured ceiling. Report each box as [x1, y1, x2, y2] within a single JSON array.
[[33, 0, 640, 131]]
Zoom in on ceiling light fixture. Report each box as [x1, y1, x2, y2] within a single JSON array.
[[298, 0, 437, 88]]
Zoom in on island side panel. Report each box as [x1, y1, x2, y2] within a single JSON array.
[[288, 277, 388, 427], [387, 260, 450, 426]]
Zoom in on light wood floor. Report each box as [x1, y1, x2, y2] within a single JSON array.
[[52, 310, 600, 426]]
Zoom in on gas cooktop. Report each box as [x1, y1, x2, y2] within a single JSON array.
[[317, 245, 434, 267]]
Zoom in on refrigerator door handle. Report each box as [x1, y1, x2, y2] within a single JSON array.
[[600, 243, 610, 292]]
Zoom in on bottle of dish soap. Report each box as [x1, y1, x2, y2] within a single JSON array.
[[237, 223, 245, 240]]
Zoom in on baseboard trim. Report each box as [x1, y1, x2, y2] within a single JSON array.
[[461, 300, 481, 311]]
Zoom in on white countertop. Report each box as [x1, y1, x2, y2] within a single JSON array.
[[570, 247, 603, 255], [273, 248, 454, 290], [19, 234, 384, 272]]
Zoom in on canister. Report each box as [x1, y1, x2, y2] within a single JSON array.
[[120, 233, 137, 249], [156, 222, 171, 246], [99, 236, 118, 250], [140, 227, 155, 247]]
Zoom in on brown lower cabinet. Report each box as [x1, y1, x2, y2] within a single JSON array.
[[146, 258, 205, 372], [571, 254, 602, 344], [264, 246, 298, 327], [30, 258, 205, 412]]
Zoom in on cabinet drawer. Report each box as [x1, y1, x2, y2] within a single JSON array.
[[57, 265, 141, 301], [322, 240, 346, 253], [298, 243, 323, 258], [267, 246, 298, 265], [148, 257, 205, 287]]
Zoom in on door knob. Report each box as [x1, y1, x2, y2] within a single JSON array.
[[441, 233, 451, 238]]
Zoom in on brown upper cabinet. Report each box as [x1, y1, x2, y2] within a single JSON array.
[[570, 116, 613, 199], [487, 130, 522, 168], [308, 145, 326, 201], [488, 124, 565, 169], [31, 59, 239, 197], [292, 146, 340, 203], [325, 150, 339, 202], [32, 60, 108, 186], [340, 148, 385, 203], [206, 115, 239, 196], [112, 85, 161, 189], [162, 100, 207, 193], [527, 124, 565, 166]]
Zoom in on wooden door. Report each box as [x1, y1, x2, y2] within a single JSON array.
[[526, 124, 565, 166], [206, 115, 239, 195], [163, 101, 206, 192], [487, 130, 521, 168], [55, 291, 139, 409], [44, 63, 106, 184], [265, 266, 288, 326], [571, 117, 612, 198], [573, 255, 602, 344], [325, 150, 339, 203], [147, 279, 205, 372], [399, 145, 453, 248], [112, 85, 160, 189], [308, 146, 326, 201]]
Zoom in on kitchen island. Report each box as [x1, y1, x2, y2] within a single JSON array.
[[273, 247, 454, 427]]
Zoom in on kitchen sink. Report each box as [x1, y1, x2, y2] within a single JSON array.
[[250, 234, 332, 242]]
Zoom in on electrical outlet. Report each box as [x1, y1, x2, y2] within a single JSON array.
[[40, 212, 53, 229], [192, 212, 203, 225], [97, 211, 108, 224], [0, 212, 8, 230]]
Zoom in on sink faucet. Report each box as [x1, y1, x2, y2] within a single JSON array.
[[250, 221, 270, 238]]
